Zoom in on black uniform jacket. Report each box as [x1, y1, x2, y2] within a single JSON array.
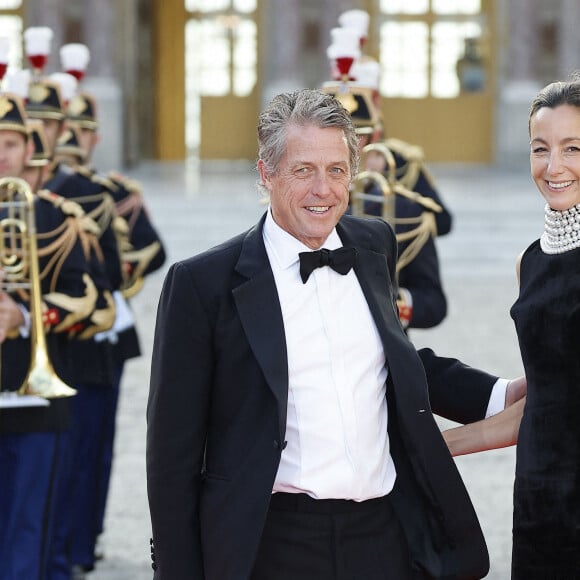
[[360, 188, 447, 329], [0, 196, 98, 432], [147, 213, 496, 580], [45, 164, 121, 385], [107, 171, 167, 365], [388, 143, 453, 237]]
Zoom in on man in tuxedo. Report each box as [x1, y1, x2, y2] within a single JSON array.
[[146, 88, 523, 580]]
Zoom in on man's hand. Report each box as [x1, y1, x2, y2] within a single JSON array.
[[0, 270, 25, 343], [505, 376, 526, 408]]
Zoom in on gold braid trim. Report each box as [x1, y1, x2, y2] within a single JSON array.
[[78, 289, 116, 339], [37, 189, 85, 218], [384, 138, 425, 191], [122, 276, 144, 299], [64, 192, 117, 236], [113, 215, 131, 252], [76, 166, 118, 192], [107, 171, 143, 195], [80, 215, 101, 237], [115, 190, 144, 234], [122, 241, 161, 297], [395, 212, 437, 273], [91, 174, 118, 192], [86, 228, 105, 263], [36, 216, 83, 293], [43, 272, 98, 334]]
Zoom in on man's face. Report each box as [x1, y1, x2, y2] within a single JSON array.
[[76, 126, 99, 162], [0, 130, 32, 178], [21, 165, 48, 191], [40, 118, 64, 153], [259, 124, 351, 250]]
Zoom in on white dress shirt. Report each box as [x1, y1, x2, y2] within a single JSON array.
[[263, 210, 508, 500], [264, 210, 396, 501]]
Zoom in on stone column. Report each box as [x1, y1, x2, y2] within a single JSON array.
[[81, 0, 123, 169], [495, 0, 542, 167], [558, 0, 580, 78], [261, 0, 302, 106]]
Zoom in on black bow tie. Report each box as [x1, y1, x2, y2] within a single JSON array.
[[298, 247, 357, 283]]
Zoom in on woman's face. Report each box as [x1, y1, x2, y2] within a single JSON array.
[[530, 104, 580, 211]]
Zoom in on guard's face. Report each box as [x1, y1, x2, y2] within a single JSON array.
[[0, 131, 31, 178], [76, 126, 100, 160], [364, 150, 387, 173], [21, 165, 47, 192], [259, 124, 351, 249], [40, 118, 64, 153], [530, 104, 580, 211]]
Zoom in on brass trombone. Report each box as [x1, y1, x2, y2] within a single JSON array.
[[0, 177, 77, 401]]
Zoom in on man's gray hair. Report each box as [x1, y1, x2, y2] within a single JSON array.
[[256, 88, 359, 195]]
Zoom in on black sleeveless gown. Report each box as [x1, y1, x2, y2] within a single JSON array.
[[510, 240, 580, 579]]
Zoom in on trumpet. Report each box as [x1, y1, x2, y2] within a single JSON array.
[[0, 177, 77, 401]]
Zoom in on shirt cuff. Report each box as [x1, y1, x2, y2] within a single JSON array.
[[398, 287, 413, 309], [17, 303, 31, 339], [485, 378, 509, 418]]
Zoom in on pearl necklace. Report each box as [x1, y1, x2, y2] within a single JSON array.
[[540, 203, 580, 254]]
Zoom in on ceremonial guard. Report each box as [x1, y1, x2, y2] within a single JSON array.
[[9, 31, 124, 577], [322, 10, 450, 330], [58, 75, 166, 571], [329, 9, 454, 237], [0, 91, 112, 580]]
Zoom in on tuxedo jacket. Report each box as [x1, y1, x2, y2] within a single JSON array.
[[147, 213, 496, 580]]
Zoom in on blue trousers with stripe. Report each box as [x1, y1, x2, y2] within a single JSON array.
[[0, 431, 68, 580]]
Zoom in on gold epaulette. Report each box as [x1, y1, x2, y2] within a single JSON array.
[[384, 138, 425, 162], [384, 138, 425, 191], [34, 191, 86, 292], [74, 165, 94, 179], [121, 241, 162, 298], [93, 174, 118, 192], [74, 165, 117, 192], [37, 189, 85, 218], [80, 215, 101, 236], [115, 187, 144, 223], [107, 170, 143, 195]]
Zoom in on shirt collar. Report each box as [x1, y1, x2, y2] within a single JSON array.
[[263, 207, 343, 271]]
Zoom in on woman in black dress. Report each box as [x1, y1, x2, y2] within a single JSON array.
[[444, 74, 580, 579]]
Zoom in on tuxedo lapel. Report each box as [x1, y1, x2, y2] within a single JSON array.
[[336, 219, 402, 350], [337, 218, 426, 412], [232, 215, 289, 440]]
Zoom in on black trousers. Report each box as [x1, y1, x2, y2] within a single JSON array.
[[251, 492, 416, 580]]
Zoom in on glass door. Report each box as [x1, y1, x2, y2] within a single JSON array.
[[185, 0, 259, 159], [377, 0, 494, 162]]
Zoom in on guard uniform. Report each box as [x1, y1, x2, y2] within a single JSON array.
[[62, 91, 166, 562], [25, 78, 122, 577], [0, 93, 108, 580]]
